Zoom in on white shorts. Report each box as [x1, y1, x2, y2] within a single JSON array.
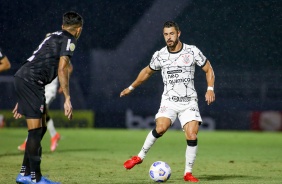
[[45, 77, 59, 106], [155, 98, 202, 128]]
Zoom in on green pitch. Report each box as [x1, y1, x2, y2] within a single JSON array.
[[0, 128, 281, 184]]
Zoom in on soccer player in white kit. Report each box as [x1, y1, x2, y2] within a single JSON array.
[[120, 21, 215, 182], [18, 77, 61, 152]]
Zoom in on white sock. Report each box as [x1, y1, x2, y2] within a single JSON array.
[[137, 130, 158, 160], [47, 119, 57, 138], [185, 145, 198, 174]]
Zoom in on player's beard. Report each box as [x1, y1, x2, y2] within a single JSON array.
[[167, 39, 179, 51]]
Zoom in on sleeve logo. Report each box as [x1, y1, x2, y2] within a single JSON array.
[[69, 43, 76, 51], [66, 39, 76, 51]]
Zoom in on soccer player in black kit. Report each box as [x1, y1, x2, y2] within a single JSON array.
[[13, 11, 83, 184]]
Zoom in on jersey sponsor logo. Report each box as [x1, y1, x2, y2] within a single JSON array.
[[168, 77, 191, 84], [171, 96, 191, 102], [168, 73, 179, 79], [167, 70, 182, 74]]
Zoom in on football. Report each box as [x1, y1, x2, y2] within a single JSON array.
[[149, 161, 171, 182]]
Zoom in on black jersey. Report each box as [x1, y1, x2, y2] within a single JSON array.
[[0, 48, 5, 60], [15, 30, 77, 87]]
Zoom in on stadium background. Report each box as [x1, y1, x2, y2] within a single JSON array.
[[0, 0, 281, 130]]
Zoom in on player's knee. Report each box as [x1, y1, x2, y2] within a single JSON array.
[[187, 133, 197, 140], [155, 125, 169, 136]]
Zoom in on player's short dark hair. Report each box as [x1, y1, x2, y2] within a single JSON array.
[[163, 21, 180, 32], [63, 11, 83, 27]]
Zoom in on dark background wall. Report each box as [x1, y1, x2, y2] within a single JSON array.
[[0, 0, 281, 129]]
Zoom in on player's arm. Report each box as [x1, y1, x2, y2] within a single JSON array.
[[67, 62, 73, 75], [0, 56, 11, 73], [58, 62, 73, 94], [58, 55, 72, 119], [120, 65, 155, 97], [202, 60, 215, 105]]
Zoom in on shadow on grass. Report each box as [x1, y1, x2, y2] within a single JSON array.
[[0, 152, 23, 157], [50, 148, 106, 153], [199, 174, 259, 181], [0, 148, 105, 158], [106, 175, 260, 184]]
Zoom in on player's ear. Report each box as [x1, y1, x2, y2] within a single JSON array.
[[62, 25, 64, 29]]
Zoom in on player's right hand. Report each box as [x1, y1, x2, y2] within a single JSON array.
[[120, 88, 132, 97], [12, 103, 22, 119], [64, 98, 73, 120]]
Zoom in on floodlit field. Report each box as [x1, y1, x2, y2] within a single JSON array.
[[0, 128, 281, 184]]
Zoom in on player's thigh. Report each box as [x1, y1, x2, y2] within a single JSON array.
[[14, 77, 46, 119], [155, 107, 177, 133], [178, 104, 202, 128], [26, 118, 42, 130]]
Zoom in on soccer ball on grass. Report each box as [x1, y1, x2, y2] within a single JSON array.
[[149, 161, 171, 182]]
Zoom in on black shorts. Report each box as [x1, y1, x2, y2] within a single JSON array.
[[14, 77, 46, 118]]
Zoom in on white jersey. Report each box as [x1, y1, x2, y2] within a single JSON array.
[[149, 43, 207, 104], [45, 77, 59, 105]]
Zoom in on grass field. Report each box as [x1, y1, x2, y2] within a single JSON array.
[[0, 128, 281, 184]]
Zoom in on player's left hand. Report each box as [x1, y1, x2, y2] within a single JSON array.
[[120, 88, 133, 97], [12, 103, 22, 119], [205, 90, 215, 105]]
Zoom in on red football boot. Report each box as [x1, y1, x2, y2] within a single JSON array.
[[50, 132, 61, 152], [184, 172, 199, 182], [17, 140, 27, 151], [124, 156, 143, 169]]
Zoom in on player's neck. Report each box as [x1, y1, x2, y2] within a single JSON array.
[[168, 41, 182, 53]]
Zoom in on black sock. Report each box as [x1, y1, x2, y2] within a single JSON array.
[[27, 128, 42, 182], [22, 151, 30, 176], [20, 132, 30, 176], [152, 128, 162, 138]]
